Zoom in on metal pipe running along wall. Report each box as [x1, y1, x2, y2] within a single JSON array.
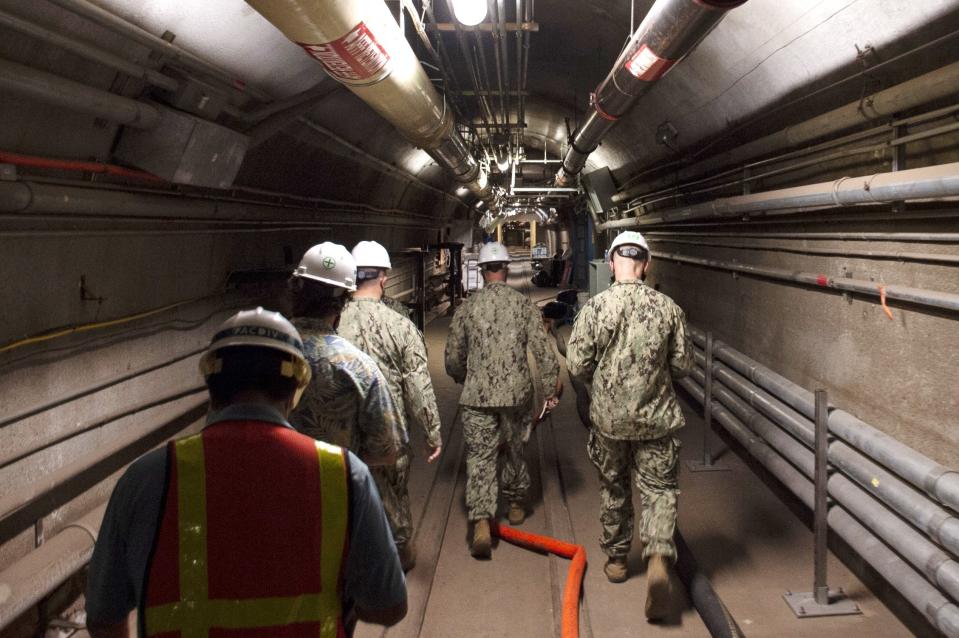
[[599, 161, 959, 229], [684, 335, 959, 634], [651, 249, 959, 313], [687, 326, 959, 514], [612, 61, 959, 203], [0, 58, 160, 129], [679, 375, 959, 637], [691, 352, 959, 559], [245, 0, 492, 202], [690, 362, 959, 606], [555, 0, 746, 185]]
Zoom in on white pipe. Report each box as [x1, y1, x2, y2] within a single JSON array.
[[0, 58, 160, 129], [0, 505, 106, 629], [245, 0, 492, 201], [0, 8, 179, 92], [600, 161, 959, 229], [614, 61, 959, 203]]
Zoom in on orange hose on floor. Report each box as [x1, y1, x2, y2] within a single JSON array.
[[491, 521, 587, 638]]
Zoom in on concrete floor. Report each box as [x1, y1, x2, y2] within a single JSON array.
[[355, 266, 917, 638]]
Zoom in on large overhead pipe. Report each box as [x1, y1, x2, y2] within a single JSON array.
[[555, 0, 746, 186], [245, 0, 493, 202]]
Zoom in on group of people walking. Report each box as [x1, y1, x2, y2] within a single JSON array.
[[84, 230, 692, 635]]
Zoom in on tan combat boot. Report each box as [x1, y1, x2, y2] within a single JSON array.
[[471, 519, 492, 558], [604, 556, 628, 583], [508, 502, 526, 525], [645, 554, 673, 621]]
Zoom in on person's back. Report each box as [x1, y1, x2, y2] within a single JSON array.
[[85, 308, 407, 637], [339, 241, 442, 571], [143, 412, 353, 635], [569, 281, 690, 440], [339, 298, 441, 447], [566, 231, 691, 620], [447, 281, 552, 408], [287, 241, 404, 468], [444, 242, 560, 559], [293, 316, 402, 463]]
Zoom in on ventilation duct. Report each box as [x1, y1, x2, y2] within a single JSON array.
[[555, 0, 746, 186], [245, 0, 492, 202]]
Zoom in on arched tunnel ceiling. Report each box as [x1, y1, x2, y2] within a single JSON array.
[[64, 0, 959, 198]]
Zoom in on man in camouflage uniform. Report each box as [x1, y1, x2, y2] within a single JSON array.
[[339, 240, 443, 571], [289, 242, 403, 469], [445, 241, 560, 559], [567, 230, 692, 621]]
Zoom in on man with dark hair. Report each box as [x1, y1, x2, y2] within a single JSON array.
[[289, 242, 403, 468], [567, 230, 693, 621], [445, 241, 561, 558], [86, 307, 407, 637], [339, 240, 442, 571]]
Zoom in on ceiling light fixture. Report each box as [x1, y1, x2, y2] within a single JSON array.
[[451, 0, 487, 26]]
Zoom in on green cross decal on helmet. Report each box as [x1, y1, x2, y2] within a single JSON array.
[[292, 242, 357, 291]]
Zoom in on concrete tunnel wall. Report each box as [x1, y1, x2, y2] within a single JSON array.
[[641, 113, 959, 469], [0, 223, 440, 568]]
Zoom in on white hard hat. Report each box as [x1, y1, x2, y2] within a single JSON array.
[[199, 307, 312, 407], [352, 240, 392, 269], [477, 241, 511, 266], [293, 242, 357, 291], [607, 231, 650, 260]]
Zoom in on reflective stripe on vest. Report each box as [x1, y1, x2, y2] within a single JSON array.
[[144, 425, 348, 637]]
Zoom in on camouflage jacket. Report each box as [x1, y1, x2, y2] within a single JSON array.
[[338, 298, 442, 448], [290, 317, 404, 462], [382, 295, 414, 321], [566, 280, 692, 440], [445, 282, 559, 408]]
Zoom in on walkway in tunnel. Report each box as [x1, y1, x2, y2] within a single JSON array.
[[354, 261, 915, 638]]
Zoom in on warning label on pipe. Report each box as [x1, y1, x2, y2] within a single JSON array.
[[300, 22, 392, 85], [625, 44, 676, 81]]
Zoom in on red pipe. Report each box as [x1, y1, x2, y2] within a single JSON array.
[[0, 151, 162, 182], [491, 521, 587, 638]]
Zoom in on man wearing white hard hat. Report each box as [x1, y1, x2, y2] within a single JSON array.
[[288, 242, 403, 469], [351, 240, 415, 320], [567, 230, 692, 620], [86, 308, 407, 636], [339, 240, 443, 571], [445, 241, 561, 559]]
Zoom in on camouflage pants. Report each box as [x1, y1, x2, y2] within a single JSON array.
[[370, 448, 412, 548], [461, 405, 531, 521], [587, 429, 680, 560]]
